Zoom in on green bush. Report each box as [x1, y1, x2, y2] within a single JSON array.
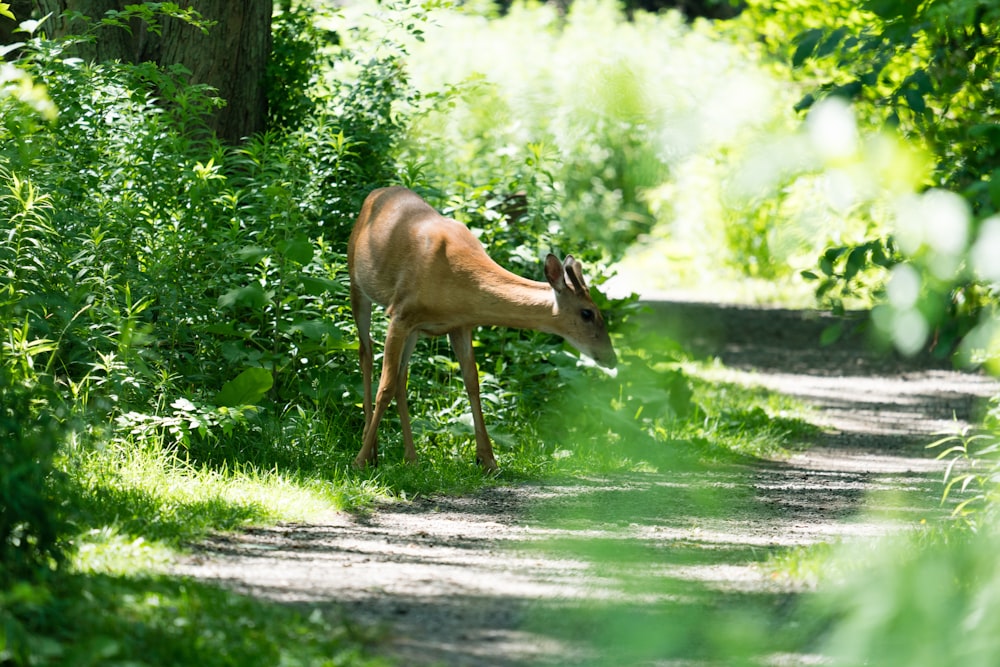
[[0, 51, 68, 585], [815, 524, 1000, 667], [0, 361, 67, 584], [742, 0, 1000, 343], [0, 8, 414, 467], [0, 5, 422, 575], [0, 0, 613, 487]]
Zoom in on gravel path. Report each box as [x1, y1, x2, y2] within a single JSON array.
[[172, 302, 998, 666]]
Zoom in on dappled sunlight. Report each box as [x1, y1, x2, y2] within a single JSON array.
[[4, 0, 1000, 664], [337, 0, 942, 306], [713, 366, 998, 438]]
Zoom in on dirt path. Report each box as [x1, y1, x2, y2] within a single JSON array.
[[172, 302, 998, 666]]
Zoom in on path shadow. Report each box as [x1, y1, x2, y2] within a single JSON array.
[[171, 301, 998, 666], [642, 300, 996, 455], [640, 300, 948, 375]]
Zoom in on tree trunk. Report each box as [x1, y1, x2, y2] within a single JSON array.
[[34, 0, 272, 143], [156, 1, 272, 142]]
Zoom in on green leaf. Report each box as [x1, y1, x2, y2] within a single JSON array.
[[0, 3, 13, 20], [300, 276, 340, 296], [664, 370, 693, 419], [830, 81, 864, 99], [903, 88, 926, 114], [0, 42, 23, 58], [794, 93, 816, 113], [989, 169, 1000, 209], [235, 245, 269, 263], [843, 246, 869, 282], [871, 241, 895, 268], [864, 0, 915, 20], [17, 15, 49, 35], [909, 69, 932, 95], [215, 368, 273, 407], [792, 28, 824, 67], [218, 285, 268, 309], [820, 322, 844, 346], [285, 319, 340, 341], [278, 238, 314, 265], [819, 247, 846, 276], [816, 27, 848, 59], [200, 322, 240, 337]]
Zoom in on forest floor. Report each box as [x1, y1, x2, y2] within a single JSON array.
[[171, 302, 999, 666]]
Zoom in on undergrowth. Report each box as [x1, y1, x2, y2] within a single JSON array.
[[3, 0, 967, 665], [0, 573, 382, 667]]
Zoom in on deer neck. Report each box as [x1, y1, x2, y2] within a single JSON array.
[[473, 271, 558, 333]]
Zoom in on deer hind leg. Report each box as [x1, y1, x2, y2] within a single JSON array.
[[351, 284, 376, 464], [395, 332, 419, 464], [448, 328, 499, 473], [355, 318, 410, 468]]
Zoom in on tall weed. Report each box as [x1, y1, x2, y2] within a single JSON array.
[[392, 0, 872, 290], [0, 61, 69, 585], [0, 2, 414, 548]]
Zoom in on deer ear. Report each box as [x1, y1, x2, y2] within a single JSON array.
[[544, 253, 567, 292], [563, 255, 588, 294]]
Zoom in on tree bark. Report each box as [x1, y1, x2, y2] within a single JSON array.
[[34, 0, 272, 143], [156, 1, 272, 142]]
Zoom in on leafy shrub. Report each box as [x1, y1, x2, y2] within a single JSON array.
[[928, 398, 1000, 527], [745, 0, 1000, 347], [0, 2, 416, 482], [817, 524, 1000, 667], [2, 0, 603, 483], [0, 52, 69, 585], [0, 357, 67, 584], [267, 1, 334, 132], [394, 0, 900, 298]]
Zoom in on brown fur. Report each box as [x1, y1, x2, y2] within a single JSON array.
[[348, 186, 617, 472]]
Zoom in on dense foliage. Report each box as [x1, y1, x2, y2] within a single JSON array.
[[0, 0, 646, 588], [741, 0, 1000, 359], [3, 0, 1000, 664], [0, 3, 409, 662], [398, 2, 1000, 665]]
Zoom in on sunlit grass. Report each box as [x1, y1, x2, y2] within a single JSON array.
[[62, 351, 822, 581], [10, 448, 392, 667], [1, 573, 383, 667], [61, 441, 398, 574]]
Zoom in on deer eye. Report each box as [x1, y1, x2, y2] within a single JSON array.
[[580, 308, 595, 322]]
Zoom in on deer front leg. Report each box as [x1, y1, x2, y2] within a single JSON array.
[[355, 319, 410, 469], [448, 328, 499, 473]]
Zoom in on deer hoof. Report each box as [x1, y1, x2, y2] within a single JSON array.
[[476, 457, 500, 476], [353, 453, 378, 469]]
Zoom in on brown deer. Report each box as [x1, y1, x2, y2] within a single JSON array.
[[348, 186, 618, 472]]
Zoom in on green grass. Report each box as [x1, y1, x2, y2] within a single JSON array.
[[61, 354, 821, 567], [5, 443, 394, 666], [24, 315, 940, 667], [19, 290, 826, 667], [5, 0, 996, 664], [1, 573, 385, 667], [758, 522, 1000, 667]]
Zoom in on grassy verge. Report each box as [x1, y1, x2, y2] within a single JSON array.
[[65, 353, 819, 559], [17, 342, 819, 665], [1, 572, 384, 667]]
